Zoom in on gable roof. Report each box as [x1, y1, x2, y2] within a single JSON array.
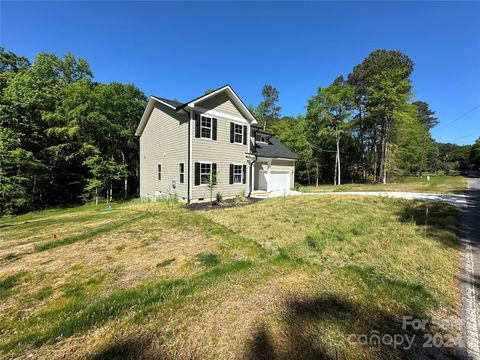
[[135, 85, 257, 136], [253, 136, 299, 160]]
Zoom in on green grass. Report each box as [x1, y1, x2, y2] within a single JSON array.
[[299, 174, 466, 194], [0, 197, 461, 359]]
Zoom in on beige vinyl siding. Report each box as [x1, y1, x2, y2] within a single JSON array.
[[192, 112, 249, 200], [139, 103, 188, 199], [196, 92, 244, 118]]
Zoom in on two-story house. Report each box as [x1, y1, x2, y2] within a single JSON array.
[[135, 85, 298, 202]]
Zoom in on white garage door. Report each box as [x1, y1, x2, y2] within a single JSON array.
[[259, 171, 290, 191]]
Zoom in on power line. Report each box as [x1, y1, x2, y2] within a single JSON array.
[[436, 103, 480, 131], [440, 130, 480, 143]]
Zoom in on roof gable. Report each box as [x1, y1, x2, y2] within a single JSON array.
[[135, 85, 257, 137]]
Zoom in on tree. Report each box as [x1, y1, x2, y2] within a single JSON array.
[[306, 77, 354, 185], [202, 167, 218, 207], [348, 49, 414, 182], [255, 84, 281, 131], [470, 138, 480, 171], [0, 48, 146, 214], [367, 68, 411, 183], [83, 155, 128, 204], [269, 116, 314, 184], [412, 101, 438, 176]]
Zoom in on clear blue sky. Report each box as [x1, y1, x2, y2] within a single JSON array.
[[1, 1, 479, 145]]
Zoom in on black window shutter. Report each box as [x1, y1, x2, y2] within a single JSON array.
[[229, 164, 234, 184], [212, 118, 217, 140], [230, 122, 234, 143], [243, 125, 247, 145], [195, 162, 200, 185], [212, 163, 217, 178], [195, 114, 200, 138], [242, 165, 247, 184]]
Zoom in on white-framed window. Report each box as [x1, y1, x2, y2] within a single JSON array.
[[179, 163, 184, 184], [234, 124, 243, 143], [201, 116, 212, 139], [157, 164, 162, 181], [200, 163, 212, 185], [233, 164, 243, 184], [258, 135, 268, 143]]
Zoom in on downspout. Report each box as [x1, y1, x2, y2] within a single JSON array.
[[182, 108, 191, 204], [248, 127, 258, 197], [249, 155, 257, 197]]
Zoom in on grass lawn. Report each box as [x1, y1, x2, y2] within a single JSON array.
[[299, 175, 466, 194], [0, 196, 461, 359]]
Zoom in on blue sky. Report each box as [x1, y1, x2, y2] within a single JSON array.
[[1, 1, 479, 145]]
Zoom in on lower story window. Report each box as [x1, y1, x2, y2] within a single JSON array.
[[157, 164, 162, 181], [233, 164, 243, 183], [179, 163, 185, 184], [200, 163, 211, 184]]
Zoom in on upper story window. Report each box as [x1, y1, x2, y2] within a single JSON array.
[[157, 164, 162, 181], [201, 116, 212, 139], [258, 134, 268, 143], [179, 163, 184, 184], [234, 124, 243, 143]]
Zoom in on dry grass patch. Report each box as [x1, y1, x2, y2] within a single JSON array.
[[0, 196, 462, 359]]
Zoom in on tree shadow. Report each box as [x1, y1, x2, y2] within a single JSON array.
[[397, 201, 460, 249], [89, 335, 170, 360], [246, 267, 466, 359]]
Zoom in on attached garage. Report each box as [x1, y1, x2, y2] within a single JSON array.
[[258, 170, 291, 191]]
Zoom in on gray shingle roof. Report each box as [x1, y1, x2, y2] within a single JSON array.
[[253, 136, 298, 160], [151, 96, 183, 108]]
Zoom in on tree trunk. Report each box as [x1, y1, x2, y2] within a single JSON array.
[[95, 188, 98, 205], [109, 183, 113, 202], [419, 134, 427, 177], [379, 118, 390, 184], [372, 126, 378, 182], [315, 160, 319, 187], [379, 121, 387, 184], [337, 137, 341, 186], [334, 152, 337, 186], [121, 150, 128, 199]]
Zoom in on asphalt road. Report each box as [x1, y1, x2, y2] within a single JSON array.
[[460, 175, 480, 359]]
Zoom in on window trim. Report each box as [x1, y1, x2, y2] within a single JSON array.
[[233, 123, 243, 144], [233, 163, 243, 184], [157, 163, 162, 181], [199, 161, 212, 186], [179, 162, 185, 184], [200, 116, 213, 140]]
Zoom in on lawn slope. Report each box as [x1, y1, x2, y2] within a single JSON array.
[[0, 196, 461, 359]]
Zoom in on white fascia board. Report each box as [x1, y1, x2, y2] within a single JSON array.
[[187, 86, 258, 125], [193, 106, 249, 124], [135, 97, 156, 136], [135, 96, 179, 136]]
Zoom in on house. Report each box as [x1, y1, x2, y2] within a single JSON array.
[[135, 85, 298, 202]]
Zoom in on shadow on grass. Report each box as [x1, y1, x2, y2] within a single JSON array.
[[246, 294, 463, 360], [90, 335, 170, 360], [398, 202, 459, 249], [246, 265, 463, 360]]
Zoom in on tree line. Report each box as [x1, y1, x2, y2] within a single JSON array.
[[1, 47, 479, 215], [251, 49, 480, 186], [0, 47, 146, 214]]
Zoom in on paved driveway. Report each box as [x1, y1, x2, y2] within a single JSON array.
[[264, 189, 467, 207]]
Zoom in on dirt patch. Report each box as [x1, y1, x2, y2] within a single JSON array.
[[186, 197, 263, 211]]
